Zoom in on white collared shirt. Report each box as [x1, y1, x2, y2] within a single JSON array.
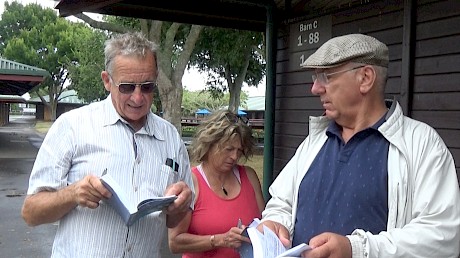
[[27, 96, 193, 258]]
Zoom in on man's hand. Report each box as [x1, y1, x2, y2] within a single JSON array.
[[164, 181, 192, 228], [73, 175, 112, 209], [259, 220, 291, 247], [22, 174, 111, 226], [303, 232, 351, 258]]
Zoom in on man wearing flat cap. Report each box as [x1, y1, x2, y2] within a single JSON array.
[[260, 34, 460, 257]]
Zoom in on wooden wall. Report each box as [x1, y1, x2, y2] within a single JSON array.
[[411, 0, 460, 183], [273, 0, 460, 183], [0, 103, 9, 126], [34, 103, 85, 121]]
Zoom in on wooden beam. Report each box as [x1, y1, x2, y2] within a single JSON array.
[[400, 0, 416, 116], [0, 75, 45, 82], [55, 0, 123, 17]]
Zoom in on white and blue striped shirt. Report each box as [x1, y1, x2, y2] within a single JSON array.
[[27, 96, 193, 258]]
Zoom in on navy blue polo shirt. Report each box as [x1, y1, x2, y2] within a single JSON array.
[[292, 114, 389, 245]]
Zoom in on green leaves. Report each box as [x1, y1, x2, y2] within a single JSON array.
[[191, 27, 265, 86], [67, 29, 108, 102], [0, 2, 105, 120], [190, 27, 265, 112], [181, 89, 248, 116], [0, 2, 57, 50]]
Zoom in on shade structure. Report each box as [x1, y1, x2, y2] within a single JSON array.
[[196, 108, 211, 115], [0, 58, 49, 96]]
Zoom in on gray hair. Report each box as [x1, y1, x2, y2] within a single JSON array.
[[374, 64, 388, 82], [104, 31, 159, 76], [372, 65, 388, 96], [351, 62, 388, 96], [190, 110, 256, 163]]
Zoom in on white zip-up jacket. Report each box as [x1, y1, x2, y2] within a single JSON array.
[[262, 101, 460, 257]]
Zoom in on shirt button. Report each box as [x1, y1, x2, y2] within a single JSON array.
[[136, 157, 141, 163], [135, 187, 138, 192]]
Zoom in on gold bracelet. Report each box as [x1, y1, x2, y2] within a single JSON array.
[[210, 235, 216, 247]]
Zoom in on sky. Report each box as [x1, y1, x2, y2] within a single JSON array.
[[182, 67, 266, 96], [0, 0, 266, 97]]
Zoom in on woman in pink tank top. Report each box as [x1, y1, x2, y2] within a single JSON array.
[[168, 110, 265, 257]]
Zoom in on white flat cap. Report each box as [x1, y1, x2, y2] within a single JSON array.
[[301, 34, 389, 69]]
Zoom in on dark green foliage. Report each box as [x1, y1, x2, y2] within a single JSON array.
[[190, 27, 265, 90], [0, 2, 105, 120], [68, 30, 109, 102]]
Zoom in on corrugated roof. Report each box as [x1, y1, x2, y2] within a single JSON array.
[[0, 58, 50, 96], [0, 94, 26, 103], [0, 58, 49, 77], [28, 90, 86, 104], [246, 96, 265, 111]]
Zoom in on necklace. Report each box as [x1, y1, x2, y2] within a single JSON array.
[[221, 184, 228, 196], [200, 163, 229, 196], [220, 174, 228, 195]]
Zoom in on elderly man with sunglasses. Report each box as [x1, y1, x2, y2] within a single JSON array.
[[260, 34, 460, 258], [21, 32, 194, 258]]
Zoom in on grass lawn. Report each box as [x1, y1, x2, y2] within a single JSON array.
[[240, 155, 264, 181], [35, 121, 53, 134]]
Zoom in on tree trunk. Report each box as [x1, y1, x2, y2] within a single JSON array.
[[155, 24, 202, 133], [228, 83, 241, 113], [227, 46, 252, 113], [71, 14, 203, 133], [157, 70, 183, 130]]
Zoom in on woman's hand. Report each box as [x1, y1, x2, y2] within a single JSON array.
[[216, 226, 250, 249]]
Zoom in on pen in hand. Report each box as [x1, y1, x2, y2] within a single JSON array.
[[237, 218, 243, 229]]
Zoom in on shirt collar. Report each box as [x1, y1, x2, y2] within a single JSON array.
[[101, 95, 165, 140], [326, 111, 388, 137], [101, 96, 121, 126]]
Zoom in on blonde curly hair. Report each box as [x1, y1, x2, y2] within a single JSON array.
[[190, 110, 256, 163]]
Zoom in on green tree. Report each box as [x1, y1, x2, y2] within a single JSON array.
[[0, 2, 57, 52], [72, 15, 261, 130], [0, 3, 94, 120], [182, 90, 228, 116], [181, 90, 248, 117], [74, 13, 203, 131], [190, 27, 265, 113], [67, 29, 108, 103]]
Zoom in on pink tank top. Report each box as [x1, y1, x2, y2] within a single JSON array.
[[183, 165, 261, 258]]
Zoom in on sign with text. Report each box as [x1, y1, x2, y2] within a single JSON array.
[[288, 16, 332, 71], [289, 16, 332, 52]]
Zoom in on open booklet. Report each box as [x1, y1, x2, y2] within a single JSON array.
[[239, 219, 311, 258], [100, 172, 177, 227]]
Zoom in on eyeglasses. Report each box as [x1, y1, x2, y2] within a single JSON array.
[[312, 65, 365, 85], [224, 112, 249, 125], [108, 74, 157, 94]]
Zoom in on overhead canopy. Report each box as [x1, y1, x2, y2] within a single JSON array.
[[246, 96, 265, 111], [195, 108, 211, 115], [56, 0, 272, 31], [0, 58, 50, 96], [28, 89, 86, 104], [0, 94, 26, 103], [54, 0, 358, 32], [238, 110, 247, 116]]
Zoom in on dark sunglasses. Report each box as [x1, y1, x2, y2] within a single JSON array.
[[224, 112, 249, 125], [108, 74, 157, 94], [116, 82, 157, 94]]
